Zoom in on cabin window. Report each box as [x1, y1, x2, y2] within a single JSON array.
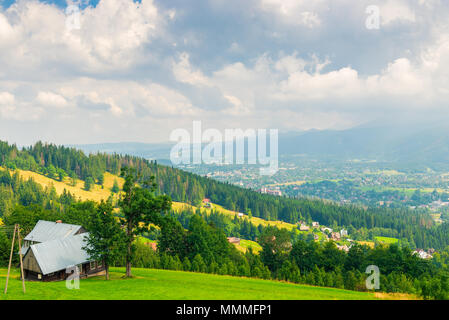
[[38, 274, 42, 280], [97, 260, 103, 268], [90, 261, 96, 270]]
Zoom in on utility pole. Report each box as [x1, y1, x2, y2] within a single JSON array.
[[17, 226, 26, 293], [4, 224, 26, 294]]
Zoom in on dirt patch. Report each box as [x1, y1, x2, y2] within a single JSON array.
[[374, 292, 420, 300]]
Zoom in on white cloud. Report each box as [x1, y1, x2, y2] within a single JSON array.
[[0, 0, 166, 76], [36, 91, 68, 108], [1, 0, 449, 143], [172, 40, 449, 121], [0, 91, 14, 105], [259, 0, 325, 27], [0, 11, 14, 44], [0, 91, 16, 119], [58, 78, 200, 118], [0, 91, 44, 121], [172, 53, 211, 87], [380, 0, 416, 25]]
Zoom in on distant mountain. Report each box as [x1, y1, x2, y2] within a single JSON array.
[[279, 122, 449, 166], [68, 142, 173, 162], [70, 121, 449, 167]]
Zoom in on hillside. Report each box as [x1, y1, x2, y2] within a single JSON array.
[[0, 142, 447, 248], [5, 167, 294, 235], [0, 267, 412, 300], [1, 168, 280, 253], [172, 201, 297, 231], [1, 140, 448, 251], [8, 168, 125, 202], [0, 143, 446, 300]]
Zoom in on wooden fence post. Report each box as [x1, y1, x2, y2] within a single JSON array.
[[4, 224, 17, 294], [17, 226, 26, 293]]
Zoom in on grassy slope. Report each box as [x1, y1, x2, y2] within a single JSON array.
[[12, 168, 125, 202], [172, 202, 297, 231], [375, 236, 399, 244], [234, 239, 263, 254], [8, 168, 287, 253], [0, 267, 386, 300], [11, 168, 297, 232], [357, 241, 375, 248]]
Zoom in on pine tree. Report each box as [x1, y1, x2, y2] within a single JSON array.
[[84, 177, 94, 191], [192, 254, 206, 273], [111, 179, 120, 193], [182, 257, 192, 271]]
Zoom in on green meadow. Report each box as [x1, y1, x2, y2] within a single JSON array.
[[0, 267, 384, 300], [375, 236, 399, 244]]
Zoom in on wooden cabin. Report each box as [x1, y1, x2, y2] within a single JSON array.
[[21, 221, 105, 281], [21, 220, 86, 255]]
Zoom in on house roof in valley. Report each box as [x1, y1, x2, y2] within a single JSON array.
[[27, 233, 91, 275], [24, 220, 84, 243]]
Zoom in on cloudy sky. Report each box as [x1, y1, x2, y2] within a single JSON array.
[[0, 0, 448, 145]]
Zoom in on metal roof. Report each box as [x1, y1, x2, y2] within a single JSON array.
[[29, 233, 92, 275], [20, 246, 29, 256], [24, 220, 83, 243]]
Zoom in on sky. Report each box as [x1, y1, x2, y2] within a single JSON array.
[[0, 0, 448, 145]]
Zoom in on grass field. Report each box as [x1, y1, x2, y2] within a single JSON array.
[[8, 168, 125, 202], [357, 241, 375, 248], [375, 236, 399, 244], [172, 201, 298, 231], [358, 185, 449, 195], [0, 267, 395, 300], [267, 180, 306, 187], [234, 239, 263, 254], [363, 170, 404, 176]]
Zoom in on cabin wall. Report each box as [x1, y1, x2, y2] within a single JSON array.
[[23, 250, 42, 274], [75, 227, 87, 235], [25, 261, 106, 282]]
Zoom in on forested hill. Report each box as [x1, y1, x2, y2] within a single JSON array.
[[0, 140, 447, 249]]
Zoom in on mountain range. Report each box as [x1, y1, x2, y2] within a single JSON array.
[[70, 121, 449, 167]]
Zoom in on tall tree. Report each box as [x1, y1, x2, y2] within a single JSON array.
[[84, 177, 94, 191], [98, 173, 105, 186], [84, 200, 126, 280], [111, 179, 120, 193], [119, 167, 171, 277]]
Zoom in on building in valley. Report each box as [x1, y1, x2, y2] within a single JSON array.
[[227, 237, 241, 245], [202, 198, 212, 208]]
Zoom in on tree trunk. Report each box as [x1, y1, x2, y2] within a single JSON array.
[[105, 262, 109, 280], [126, 221, 132, 277], [126, 249, 132, 277]]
